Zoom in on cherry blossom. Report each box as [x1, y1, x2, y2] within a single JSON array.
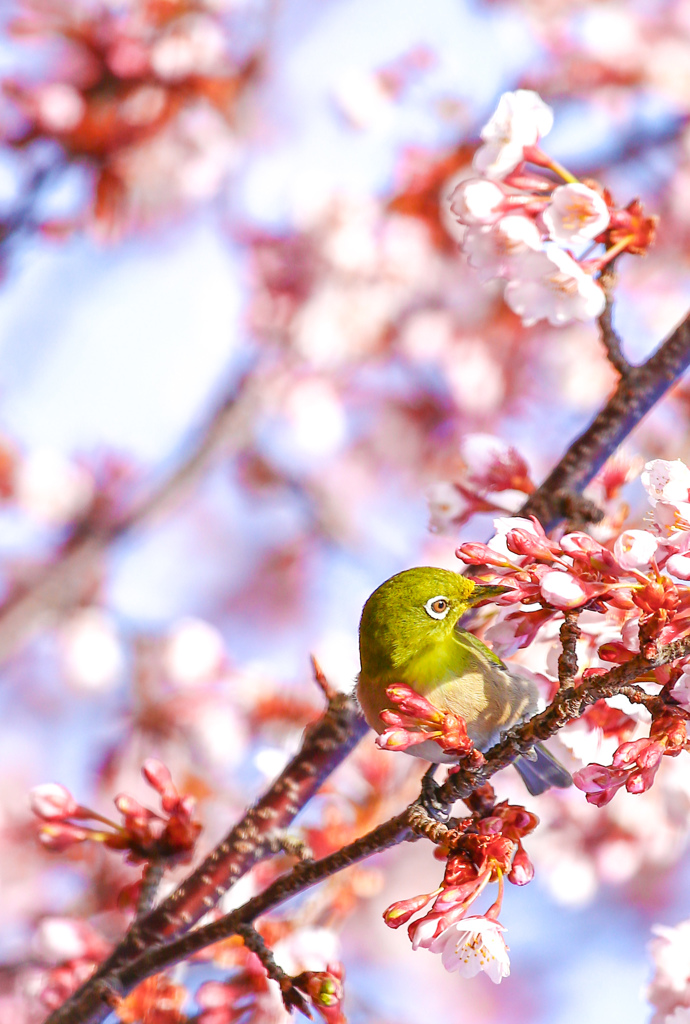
[[429, 916, 510, 983], [473, 90, 553, 179], [504, 247, 606, 326], [448, 178, 507, 225], [463, 216, 543, 279], [542, 183, 610, 247]]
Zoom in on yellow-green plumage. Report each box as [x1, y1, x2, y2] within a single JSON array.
[[356, 567, 571, 795]]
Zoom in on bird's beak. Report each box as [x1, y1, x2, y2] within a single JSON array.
[[468, 583, 511, 605]]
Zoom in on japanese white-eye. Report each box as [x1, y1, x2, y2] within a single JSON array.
[[356, 566, 571, 796]]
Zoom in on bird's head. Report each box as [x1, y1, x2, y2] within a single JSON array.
[[359, 566, 508, 673]]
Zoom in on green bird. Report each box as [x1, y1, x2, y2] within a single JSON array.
[[356, 566, 571, 796]]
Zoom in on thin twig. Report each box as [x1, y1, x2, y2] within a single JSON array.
[[235, 925, 312, 1015], [0, 363, 266, 663], [597, 262, 631, 377], [520, 306, 690, 530]]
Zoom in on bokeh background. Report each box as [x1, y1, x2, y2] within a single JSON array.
[[3, 1, 690, 1022]]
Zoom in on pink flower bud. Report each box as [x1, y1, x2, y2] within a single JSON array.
[[408, 912, 446, 949], [376, 728, 431, 751], [612, 738, 663, 770], [508, 845, 534, 886], [142, 758, 179, 812], [456, 542, 513, 567], [505, 528, 558, 559], [539, 570, 592, 609], [30, 783, 80, 821], [383, 892, 436, 928], [38, 822, 91, 851], [385, 684, 443, 724]]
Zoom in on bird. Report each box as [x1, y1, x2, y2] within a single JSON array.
[[356, 566, 571, 796]]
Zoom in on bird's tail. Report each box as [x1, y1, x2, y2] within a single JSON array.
[[514, 743, 572, 796]]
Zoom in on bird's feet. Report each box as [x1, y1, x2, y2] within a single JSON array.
[[420, 764, 451, 822]]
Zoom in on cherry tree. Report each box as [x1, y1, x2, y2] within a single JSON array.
[[2, 2, 690, 1023]]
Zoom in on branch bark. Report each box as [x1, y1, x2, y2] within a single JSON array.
[[49, 637, 690, 1021], [519, 307, 690, 529], [44, 690, 368, 1024]]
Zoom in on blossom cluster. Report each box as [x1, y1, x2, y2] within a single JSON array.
[[30, 758, 202, 865], [452, 456, 690, 805], [3, 0, 251, 234], [447, 89, 656, 326], [375, 682, 484, 765], [384, 789, 537, 983]]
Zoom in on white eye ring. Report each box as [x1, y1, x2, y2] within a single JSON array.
[[425, 596, 451, 620]]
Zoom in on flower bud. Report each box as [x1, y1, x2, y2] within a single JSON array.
[[508, 845, 534, 886], [383, 892, 435, 928], [30, 783, 80, 821]]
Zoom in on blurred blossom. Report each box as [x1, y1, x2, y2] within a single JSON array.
[[15, 449, 94, 525], [332, 67, 394, 131], [282, 378, 348, 461], [59, 609, 123, 693], [444, 339, 506, 413], [273, 928, 341, 975], [189, 699, 248, 768], [164, 618, 226, 687]]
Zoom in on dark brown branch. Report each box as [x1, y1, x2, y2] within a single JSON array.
[[48, 638, 690, 1022], [135, 862, 165, 919], [45, 691, 368, 1024], [597, 263, 631, 377], [234, 925, 311, 1015], [0, 364, 266, 663], [557, 611, 581, 688], [519, 307, 690, 530]]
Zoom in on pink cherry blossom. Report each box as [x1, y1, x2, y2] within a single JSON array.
[[667, 554, 690, 580], [504, 247, 606, 326], [542, 183, 610, 247], [670, 670, 690, 712], [429, 916, 511, 983], [473, 90, 553, 179]]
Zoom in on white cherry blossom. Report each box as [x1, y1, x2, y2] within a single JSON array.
[[464, 215, 543, 280], [473, 90, 553, 179], [504, 246, 606, 326], [543, 183, 610, 247], [448, 179, 506, 225], [429, 916, 510, 983], [426, 481, 471, 533], [614, 529, 659, 571], [642, 460, 690, 508]]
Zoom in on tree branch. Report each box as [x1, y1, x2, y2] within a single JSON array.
[[44, 689, 368, 1024], [0, 363, 267, 663], [519, 306, 690, 529], [597, 263, 631, 377], [45, 637, 690, 1024]]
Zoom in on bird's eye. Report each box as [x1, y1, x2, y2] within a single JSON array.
[[425, 596, 450, 619]]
